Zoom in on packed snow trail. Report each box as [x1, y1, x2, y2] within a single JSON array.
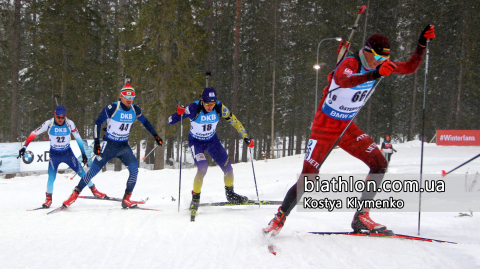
[[1, 142, 479, 268]]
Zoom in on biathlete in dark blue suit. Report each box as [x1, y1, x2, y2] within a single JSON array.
[[18, 106, 106, 208], [168, 87, 255, 215], [62, 82, 163, 208]]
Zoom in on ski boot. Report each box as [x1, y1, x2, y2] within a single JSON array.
[[190, 191, 201, 222], [90, 184, 107, 199], [121, 191, 138, 209], [63, 187, 81, 207], [263, 207, 287, 237], [225, 186, 248, 204], [42, 193, 52, 208], [351, 208, 394, 235]]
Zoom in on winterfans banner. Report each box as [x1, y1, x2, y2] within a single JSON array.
[[436, 130, 480, 146], [297, 174, 480, 212], [0, 140, 94, 173]]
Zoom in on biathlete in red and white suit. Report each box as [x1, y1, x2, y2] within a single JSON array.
[[263, 25, 436, 236]]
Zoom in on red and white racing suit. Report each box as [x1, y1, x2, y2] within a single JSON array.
[[281, 46, 426, 214]]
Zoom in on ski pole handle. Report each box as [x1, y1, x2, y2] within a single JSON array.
[[70, 155, 96, 180], [142, 144, 159, 162]]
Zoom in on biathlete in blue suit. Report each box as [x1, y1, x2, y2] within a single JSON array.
[[168, 87, 255, 215], [18, 106, 106, 208], [62, 82, 163, 208]]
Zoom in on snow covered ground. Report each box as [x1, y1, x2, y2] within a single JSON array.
[[1, 141, 479, 269]]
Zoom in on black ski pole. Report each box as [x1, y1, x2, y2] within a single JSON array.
[[249, 148, 260, 207], [418, 40, 431, 236], [70, 155, 96, 180], [178, 114, 183, 212], [16, 129, 25, 159], [442, 154, 480, 177]]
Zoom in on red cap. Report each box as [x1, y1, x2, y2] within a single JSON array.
[[365, 34, 390, 56], [120, 83, 135, 97]]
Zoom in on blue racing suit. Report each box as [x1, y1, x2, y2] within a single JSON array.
[[77, 101, 157, 192]]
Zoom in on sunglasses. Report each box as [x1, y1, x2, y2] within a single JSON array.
[[122, 95, 135, 100], [370, 48, 390, 62], [204, 102, 215, 107], [56, 116, 65, 119]]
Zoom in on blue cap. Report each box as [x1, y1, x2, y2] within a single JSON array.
[[202, 88, 217, 103], [55, 106, 67, 116]]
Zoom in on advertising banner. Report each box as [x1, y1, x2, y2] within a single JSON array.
[[0, 140, 95, 173], [436, 130, 480, 146], [0, 142, 22, 173]]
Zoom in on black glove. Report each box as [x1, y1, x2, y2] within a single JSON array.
[[82, 154, 88, 165], [94, 139, 102, 155], [19, 147, 26, 157], [244, 138, 254, 148], [393, 149, 397, 153], [154, 134, 163, 146], [418, 24, 435, 47]]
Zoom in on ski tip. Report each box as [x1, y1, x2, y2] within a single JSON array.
[[441, 170, 447, 177], [191, 210, 197, 222], [268, 245, 276, 255]]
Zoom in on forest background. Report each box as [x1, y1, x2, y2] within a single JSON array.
[[1, 0, 478, 170]]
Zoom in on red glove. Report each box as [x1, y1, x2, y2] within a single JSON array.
[[177, 106, 185, 115], [374, 60, 397, 78], [418, 24, 435, 46], [244, 138, 254, 148]]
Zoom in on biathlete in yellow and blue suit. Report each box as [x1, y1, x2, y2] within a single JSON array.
[[168, 87, 255, 216]]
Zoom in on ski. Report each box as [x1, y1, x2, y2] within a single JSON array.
[[263, 230, 278, 256], [124, 205, 160, 211], [199, 200, 283, 207], [78, 195, 147, 204], [27, 207, 48, 211], [47, 204, 159, 214], [47, 205, 67, 215], [308, 231, 456, 244]]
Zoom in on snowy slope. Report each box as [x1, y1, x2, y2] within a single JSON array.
[[1, 142, 479, 269]]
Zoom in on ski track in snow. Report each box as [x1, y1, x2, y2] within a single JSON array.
[[1, 142, 480, 268]]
